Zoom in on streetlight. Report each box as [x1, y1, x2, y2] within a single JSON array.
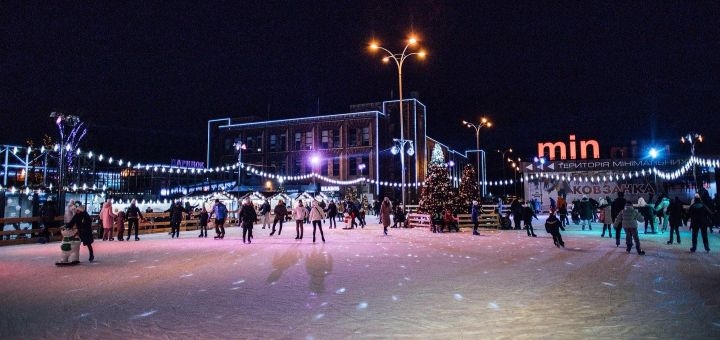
[[463, 118, 492, 197], [648, 147, 661, 195], [49, 112, 84, 203], [497, 148, 512, 196], [358, 163, 367, 194], [370, 35, 426, 208], [233, 141, 247, 189], [681, 133, 703, 189], [309, 153, 321, 190]]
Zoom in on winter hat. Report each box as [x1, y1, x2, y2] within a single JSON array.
[[582, 195, 588, 199], [472, 200, 478, 205], [637, 197, 646, 206]]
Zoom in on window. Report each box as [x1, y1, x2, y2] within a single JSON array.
[[269, 135, 277, 152], [362, 127, 370, 146], [294, 132, 302, 150], [321, 130, 330, 149], [332, 158, 340, 176], [279, 133, 286, 151], [349, 157, 357, 176], [294, 158, 302, 175], [332, 129, 340, 148], [305, 131, 313, 150], [348, 128, 357, 147], [321, 159, 328, 176]]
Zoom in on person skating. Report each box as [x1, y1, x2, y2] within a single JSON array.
[[688, 194, 712, 253], [293, 200, 307, 240], [557, 195, 569, 230], [471, 200, 480, 235], [309, 201, 326, 243], [522, 202, 538, 237], [126, 199, 144, 241], [167, 201, 186, 238], [115, 210, 125, 241], [39, 197, 58, 243], [379, 197, 392, 236], [239, 198, 257, 244], [545, 211, 565, 248], [655, 195, 670, 233], [326, 200, 338, 229], [259, 199, 271, 229], [510, 198, 523, 230], [579, 195, 593, 230], [68, 205, 95, 262], [611, 192, 627, 247], [269, 199, 287, 236], [614, 200, 646, 255], [637, 197, 655, 234], [99, 200, 116, 241], [210, 199, 228, 239], [598, 198, 613, 238], [666, 196, 684, 245], [198, 206, 209, 238]]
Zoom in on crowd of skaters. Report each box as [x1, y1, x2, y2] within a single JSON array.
[[37, 188, 718, 263]]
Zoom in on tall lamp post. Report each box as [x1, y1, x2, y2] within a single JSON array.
[[49, 112, 84, 203], [391, 139, 415, 206], [463, 118, 492, 197], [233, 141, 247, 190], [497, 148, 512, 196], [358, 163, 367, 194], [681, 133, 703, 190], [370, 36, 426, 208]]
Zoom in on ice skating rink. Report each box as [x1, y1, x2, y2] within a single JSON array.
[[1, 222, 719, 339]]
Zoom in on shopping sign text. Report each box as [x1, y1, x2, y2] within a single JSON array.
[[570, 183, 655, 195], [538, 135, 599, 160]]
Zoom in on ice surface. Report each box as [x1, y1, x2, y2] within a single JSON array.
[[0, 222, 719, 338]]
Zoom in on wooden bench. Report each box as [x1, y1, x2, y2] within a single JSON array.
[[406, 213, 431, 228]]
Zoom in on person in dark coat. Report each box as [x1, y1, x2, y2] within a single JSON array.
[[522, 202, 538, 237], [166, 201, 186, 238], [269, 199, 287, 236], [688, 194, 712, 253], [579, 195, 594, 230], [198, 206, 209, 238], [39, 197, 58, 243], [126, 199, 144, 241], [326, 200, 338, 229], [68, 205, 95, 262], [610, 192, 627, 247], [545, 211, 564, 248], [239, 198, 257, 244], [666, 196, 684, 245], [258, 199, 271, 229], [510, 198, 523, 230]]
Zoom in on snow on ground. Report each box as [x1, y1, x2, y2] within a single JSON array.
[[1, 218, 719, 339]]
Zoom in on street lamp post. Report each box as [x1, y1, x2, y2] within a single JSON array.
[[358, 163, 366, 194], [234, 141, 247, 189], [370, 36, 426, 208], [391, 139, 415, 206], [498, 148, 512, 196], [681, 133, 703, 190], [463, 118, 492, 197]]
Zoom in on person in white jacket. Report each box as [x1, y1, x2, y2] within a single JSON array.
[[293, 200, 308, 240], [309, 200, 326, 243]]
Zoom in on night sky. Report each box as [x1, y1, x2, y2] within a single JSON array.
[[2, 2, 719, 171]]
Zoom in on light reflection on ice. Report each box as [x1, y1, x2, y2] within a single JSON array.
[[356, 302, 368, 310], [314, 313, 324, 320], [488, 302, 499, 310], [130, 309, 158, 319], [601, 282, 616, 287], [653, 289, 667, 295], [335, 288, 346, 294], [392, 295, 398, 301], [180, 273, 193, 278], [78, 313, 90, 318], [453, 293, 463, 301], [233, 280, 246, 285]]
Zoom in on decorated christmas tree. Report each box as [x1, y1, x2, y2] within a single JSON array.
[[418, 145, 456, 215], [457, 164, 480, 213]]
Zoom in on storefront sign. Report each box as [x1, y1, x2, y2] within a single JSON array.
[[538, 135, 599, 160], [170, 159, 205, 168]]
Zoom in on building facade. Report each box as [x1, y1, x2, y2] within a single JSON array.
[[207, 99, 467, 202]]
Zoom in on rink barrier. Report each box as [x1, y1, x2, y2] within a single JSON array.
[[0, 213, 225, 246], [406, 211, 500, 230]]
